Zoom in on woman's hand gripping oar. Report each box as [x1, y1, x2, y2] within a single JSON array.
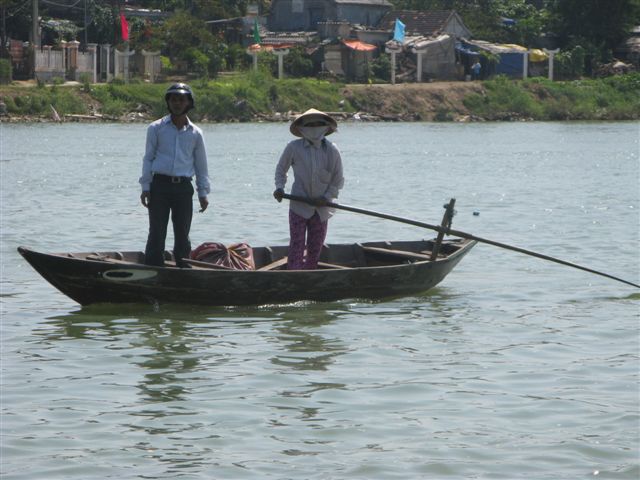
[[282, 193, 640, 289]]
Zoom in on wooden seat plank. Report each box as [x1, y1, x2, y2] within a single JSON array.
[[317, 261, 351, 270], [86, 254, 212, 270], [361, 246, 433, 261], [180, 258, 236, 270], [257, 257, 288, 271], [86, 254, 136, 264]]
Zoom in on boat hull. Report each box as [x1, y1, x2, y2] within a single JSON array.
[[18, 239, 475, 306]]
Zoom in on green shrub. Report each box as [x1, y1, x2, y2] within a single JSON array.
[[2, 85, 87, 116], [603, 72, 640, 92], [463, 73, 640, 120], [160, 56, 173, 71], [464, 76, 542, 119], [79, 73, 92, 92], [91, 82, 165, 117], [184, 47, 210, 77], [371, 54, 391, 82], [50, 88, 87, 114], [256, 50, 277, 75], [3, 96, 16, 112], [434, 107, 454, 122], [284, 46, 314, 77], [226, 44, 248, 70], [0, 59, 11, 84], [555, 45, 586, 79], [100, 97, 128, 116]]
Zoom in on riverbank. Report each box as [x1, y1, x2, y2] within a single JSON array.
[[1, 73, 638, 123]]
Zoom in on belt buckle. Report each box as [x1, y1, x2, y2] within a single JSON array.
[[171, 176, 181, 184]]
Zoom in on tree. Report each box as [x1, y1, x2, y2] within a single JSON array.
[[389, 0, 526, 43], [490, 0, 549, 45], [547, 0, 640, 52], [1, 0, 32, 56], [190, 0, 247, 18], [159, 10, 226, 76], [284, 46, 313, 77], [86, 1, 117, 46], [160, 11, 213, 56]]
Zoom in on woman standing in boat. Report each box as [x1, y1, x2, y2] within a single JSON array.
[[139, 83, 210, 268], [273, 109, 344, 270]]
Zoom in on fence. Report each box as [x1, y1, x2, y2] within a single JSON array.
[[26, 40, 161, 83], [34, 46, 65, 81]]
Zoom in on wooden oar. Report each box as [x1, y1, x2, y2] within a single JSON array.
[[282, 193, 640, 289]]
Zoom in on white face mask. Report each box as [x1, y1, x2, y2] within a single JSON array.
[[299, 126, 330, 147]]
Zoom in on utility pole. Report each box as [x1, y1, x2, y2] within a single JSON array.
[[1, 4, 7, 56], [84, 0, 88, 49], [32, 0, 39, 48]]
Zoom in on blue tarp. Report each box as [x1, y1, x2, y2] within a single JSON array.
[[457, 40, 524, 78], [455, 44, 480, 56], [493, 52, 523, 76]]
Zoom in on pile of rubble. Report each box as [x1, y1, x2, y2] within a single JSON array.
[[594, 60, 636, 77]]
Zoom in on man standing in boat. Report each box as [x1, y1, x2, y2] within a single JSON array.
[[139, 83, 210, 268], [273, 108, 344, 270]]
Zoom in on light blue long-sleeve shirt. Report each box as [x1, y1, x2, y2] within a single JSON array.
[[139, 115, 210, 197], [275, 138, 344, 221]]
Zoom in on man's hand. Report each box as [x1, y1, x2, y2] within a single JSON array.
[[198, 196, 209, 213], [273, 188, 284, 203], [313, 197, 328, 207], [140, 191, 150, 208]]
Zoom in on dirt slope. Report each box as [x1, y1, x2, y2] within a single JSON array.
[[343, 81, 485, 121]]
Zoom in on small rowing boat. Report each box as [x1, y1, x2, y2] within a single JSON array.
[[18, 238, 476, 307]]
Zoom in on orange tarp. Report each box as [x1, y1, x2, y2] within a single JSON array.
[[342, 40, 377, 52]]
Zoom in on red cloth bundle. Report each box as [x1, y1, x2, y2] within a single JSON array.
[[190, 242, 255, 270]]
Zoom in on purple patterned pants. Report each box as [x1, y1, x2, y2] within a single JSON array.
[[288, 210, 328, 270]]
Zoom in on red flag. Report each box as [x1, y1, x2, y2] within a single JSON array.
[[120, 13, 129, 41]]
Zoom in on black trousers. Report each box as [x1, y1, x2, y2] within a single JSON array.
[[144, 177, 194, 267]]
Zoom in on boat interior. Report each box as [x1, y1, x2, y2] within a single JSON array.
[[69, 239, 470, 271]]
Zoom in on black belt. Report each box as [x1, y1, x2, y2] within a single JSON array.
[[153, 174, 191, 184]]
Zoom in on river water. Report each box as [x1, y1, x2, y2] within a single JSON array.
[[1, 121, 639, 479]]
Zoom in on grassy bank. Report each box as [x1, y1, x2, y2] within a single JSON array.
[[0, 72, 354, 122], [1, 72, 639, 122], [463, 74, 640, 121]]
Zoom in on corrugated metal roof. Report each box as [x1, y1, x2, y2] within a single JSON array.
[[260, 31, 319, 46], [385, 34, 452, 50], [123, 7, 170, 19], [409, 34, 451, 49]]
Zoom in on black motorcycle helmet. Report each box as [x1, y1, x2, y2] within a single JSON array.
[[165, 83, 194, 112]]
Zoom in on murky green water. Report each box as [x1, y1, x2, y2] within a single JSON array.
[[1, 121, 638, 479]]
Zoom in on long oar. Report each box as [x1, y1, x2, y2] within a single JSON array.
[[282, 193, 640, 289]]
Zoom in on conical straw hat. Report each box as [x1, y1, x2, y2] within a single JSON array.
[[290, 108, 338, 137]]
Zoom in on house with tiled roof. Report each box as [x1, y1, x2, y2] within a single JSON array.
[[377, 10, 471, 39], [374, 10, 473, 82]]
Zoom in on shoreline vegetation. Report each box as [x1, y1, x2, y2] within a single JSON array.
[[1, 72, 639, 124]]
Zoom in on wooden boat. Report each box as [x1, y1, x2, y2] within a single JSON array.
[[17, 238, 476, 307]]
